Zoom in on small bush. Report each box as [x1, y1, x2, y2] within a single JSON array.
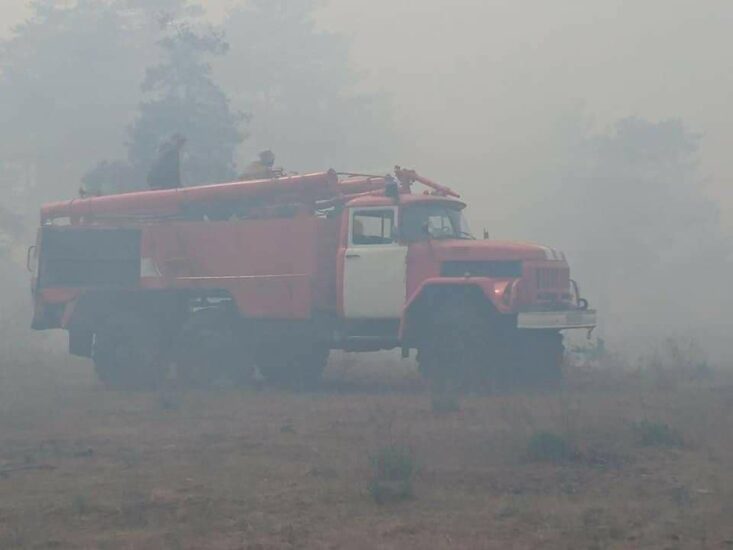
[[431, 391, 461, 413], [72, 494, 89, 517], [368, 445, 417, 504], [119, 492, 150, 528], [527, 431, 577, 463], [157, 390, 180, 411], [671, 485, 692, 508], [642, 337, 713, 389], [633, 421, 683, 448]]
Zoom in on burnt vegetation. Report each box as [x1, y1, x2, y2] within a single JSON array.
[[0, 355, 731, 547]]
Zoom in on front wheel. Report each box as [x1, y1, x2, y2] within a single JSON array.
[[93, 313, 167, 390], [416, 300, 496, 391], [415, 300, 565, 391], [508, 330, 565, 388]]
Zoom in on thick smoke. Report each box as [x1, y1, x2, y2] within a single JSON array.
[[0, 0, 731, 363], [523, 114, 732, 360]]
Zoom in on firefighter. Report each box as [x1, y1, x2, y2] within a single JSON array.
[[241, 150, 277, 180], [148, 134, 186, 190]]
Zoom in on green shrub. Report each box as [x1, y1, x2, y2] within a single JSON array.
[[431, 391, 461, 413], [633, 421, 683, 448], [527, 431, 577, 463], [368, 444, 417, 504], [72, 494, 89, 517]]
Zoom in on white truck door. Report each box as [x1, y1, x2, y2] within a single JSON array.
[[343, 206, 407, 319]]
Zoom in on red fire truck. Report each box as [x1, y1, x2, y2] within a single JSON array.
[[29, 168, 595, 389]]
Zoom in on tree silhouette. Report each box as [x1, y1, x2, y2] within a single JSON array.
[[530, 115, 731, 351], [84, 21, 244, 193], [219, 0, 393, 172], [0, 0, 153, 205], [127, 24, 244, 188]]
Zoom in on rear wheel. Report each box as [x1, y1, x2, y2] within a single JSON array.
[[93, 313, 167, 390], [175, 308, 253, 388]]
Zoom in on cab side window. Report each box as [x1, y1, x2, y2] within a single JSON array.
[[352, 210, 395, 245]]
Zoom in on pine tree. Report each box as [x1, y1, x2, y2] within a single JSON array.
[[219, 0, 392, 172], [128, 23, 245, 187]]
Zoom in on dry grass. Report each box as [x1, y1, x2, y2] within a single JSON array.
[[0, 344, 733, 548]]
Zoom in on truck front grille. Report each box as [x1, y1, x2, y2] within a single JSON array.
[[535, 267, 569, 290]]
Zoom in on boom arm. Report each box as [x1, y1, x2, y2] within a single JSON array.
[[41, 167, 462, 224], [394, 167, 461, 198], [42, 171, 340, 223]]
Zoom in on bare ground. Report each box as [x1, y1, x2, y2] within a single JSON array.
[[1, 350, 733, 549]]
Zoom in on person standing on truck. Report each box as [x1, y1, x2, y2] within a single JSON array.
[[241, 150, 278, 180], [147, 134, 186, 190]]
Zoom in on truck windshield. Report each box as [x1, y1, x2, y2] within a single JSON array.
[[401, 204, 474, 241]]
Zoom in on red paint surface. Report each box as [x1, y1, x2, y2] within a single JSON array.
[[33, 170, 576, 332], [139, 216, 339, 319]]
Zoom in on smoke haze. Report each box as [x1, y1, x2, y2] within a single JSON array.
[[1, 0, 732, 361]]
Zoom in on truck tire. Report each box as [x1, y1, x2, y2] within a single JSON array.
[[256, 343, 329, 390], [415, 299, 564, 391], [510, 330, 564, 388], [416, 299, 494, 390], [93, 313, 167, 390], [175, 308, 253, 388]]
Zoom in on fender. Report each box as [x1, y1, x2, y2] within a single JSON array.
[[399, 276, 519, 341]]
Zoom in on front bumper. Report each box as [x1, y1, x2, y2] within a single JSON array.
[[517, 309, 597, 330]]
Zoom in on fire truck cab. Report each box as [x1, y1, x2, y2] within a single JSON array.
[[30, 168, 595, 390]]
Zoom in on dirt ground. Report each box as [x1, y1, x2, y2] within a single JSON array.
[[1, 349, 733, 549]]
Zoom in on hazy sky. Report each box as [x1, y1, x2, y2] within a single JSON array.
[[321, 0, 733, 224], [2, 1, 731, 356], [2, 0, 732, 227]]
